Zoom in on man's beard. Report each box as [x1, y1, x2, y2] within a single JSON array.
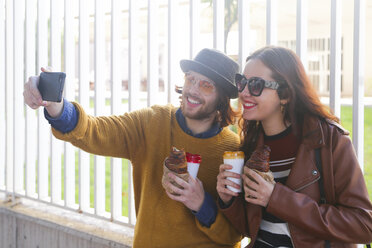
[[180, 94, 219, 121]]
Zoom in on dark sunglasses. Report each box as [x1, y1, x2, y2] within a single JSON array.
[[235, 74, 280, 96]]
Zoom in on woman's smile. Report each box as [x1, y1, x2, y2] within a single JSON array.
[[242, 100, 257, 110]]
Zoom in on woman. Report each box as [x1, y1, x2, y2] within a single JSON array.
[[216, 46, 372, 247]]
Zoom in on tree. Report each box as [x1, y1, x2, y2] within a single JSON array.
[[201, 0, 239, 53]]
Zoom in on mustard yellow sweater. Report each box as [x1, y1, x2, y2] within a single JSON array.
[[52, 102, 242, 248]]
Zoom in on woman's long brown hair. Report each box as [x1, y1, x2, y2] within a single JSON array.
[[240, 46, 339, 157]]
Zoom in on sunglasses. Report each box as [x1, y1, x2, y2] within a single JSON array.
[[235, 73, 280, 96], [184, 72, 216, 95]]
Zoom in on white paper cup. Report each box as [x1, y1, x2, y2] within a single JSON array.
[[186, 152, 201, 179], [187, 162, 200, 179], [223, 151, 245, 193]]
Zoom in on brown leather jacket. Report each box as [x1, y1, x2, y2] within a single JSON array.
[[220, 116, 372, 247]]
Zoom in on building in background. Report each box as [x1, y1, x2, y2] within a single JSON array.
[[79, 0, 371, 99], [46, 0, 371, 101]]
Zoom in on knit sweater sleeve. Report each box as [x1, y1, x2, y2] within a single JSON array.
[[195, 207, 243, 246], [51, 101, 156, 160]]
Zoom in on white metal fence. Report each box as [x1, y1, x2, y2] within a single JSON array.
[[0, 0, 368, 240]]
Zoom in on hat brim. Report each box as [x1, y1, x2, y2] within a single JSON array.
[[180, 59, 238, 99]]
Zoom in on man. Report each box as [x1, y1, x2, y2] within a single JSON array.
[[24, 48, 242, 247]]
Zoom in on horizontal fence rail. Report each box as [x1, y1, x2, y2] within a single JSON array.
[[0, 1, 369, 247]]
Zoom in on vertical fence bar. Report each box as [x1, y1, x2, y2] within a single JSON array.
[[37, 0, 50, 201], [94, 0, 106, 215], [266, 0, 277, 45], [238, 0, 250, 69], [128, 0, 140, 112], [189, 0, 199, 58], [353, 0, 365, 173], [13, 0, 25, 194], [296, 0, 307, 68], [50, 0, 62, 74], [213, 0, 224, 51], [79, 0, 91, 211], [168, 0, 180, 105], [147, 0, 159, 107], [110, 0, 123, 221], [128, 0, 139, 224], [329, 0, 342, 118], [5, 0, 14, 193], [25, 0, 37, 198], [64, 0, 76, 208], [0, 0, 5, 190], [50, 0, 63, 204]]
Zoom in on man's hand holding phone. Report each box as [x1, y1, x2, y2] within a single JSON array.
[[24, 67, 65, 118]]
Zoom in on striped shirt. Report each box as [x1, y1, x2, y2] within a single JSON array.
[[254, 126, 301, 248]]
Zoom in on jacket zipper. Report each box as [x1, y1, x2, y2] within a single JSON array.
[[288, 224, 296, 248], [293, 176, 320, 192], [288, 176, 320, 247]]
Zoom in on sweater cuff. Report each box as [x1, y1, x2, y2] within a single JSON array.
[[218, 196, 235, 209], [44, 99, 79, 134], [192, 192, 217, 227]]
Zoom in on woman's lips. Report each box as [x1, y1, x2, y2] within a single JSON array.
[[243, 101, 257, 109]]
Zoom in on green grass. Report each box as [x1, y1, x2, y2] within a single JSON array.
[[57, 106, 371, 217], [87, 155, 130, 215], [340, 106, 372, 200], [61, 153, 130, 216], [89, 98, 128, 109]]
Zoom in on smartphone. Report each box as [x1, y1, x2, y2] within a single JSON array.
[[38, 72, 66, 102]]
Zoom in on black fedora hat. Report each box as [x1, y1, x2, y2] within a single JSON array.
[[180, 48, 239, 99]]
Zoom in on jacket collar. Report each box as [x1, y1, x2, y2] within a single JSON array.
[[301, 115, 325, 150], [256, 115, 324, 191], [256, 115, 348, 192], [301, 115, 349, 149]]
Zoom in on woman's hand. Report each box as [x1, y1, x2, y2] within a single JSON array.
[[243, 167, 275, 207], [164, 173, 205, 212], [216, 164, 240, 204], [23, 67, 64, 118]]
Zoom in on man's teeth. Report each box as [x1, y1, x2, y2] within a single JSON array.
[[188, 98, 200, 104]]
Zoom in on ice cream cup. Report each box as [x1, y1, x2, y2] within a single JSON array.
[[186, 152, 201, 179], [223, 151, 245, 193]]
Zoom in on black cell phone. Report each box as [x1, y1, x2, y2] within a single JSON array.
[[38, 72, 66, 102]]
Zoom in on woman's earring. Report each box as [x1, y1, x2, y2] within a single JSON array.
[[280, 103, 286, 114]]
